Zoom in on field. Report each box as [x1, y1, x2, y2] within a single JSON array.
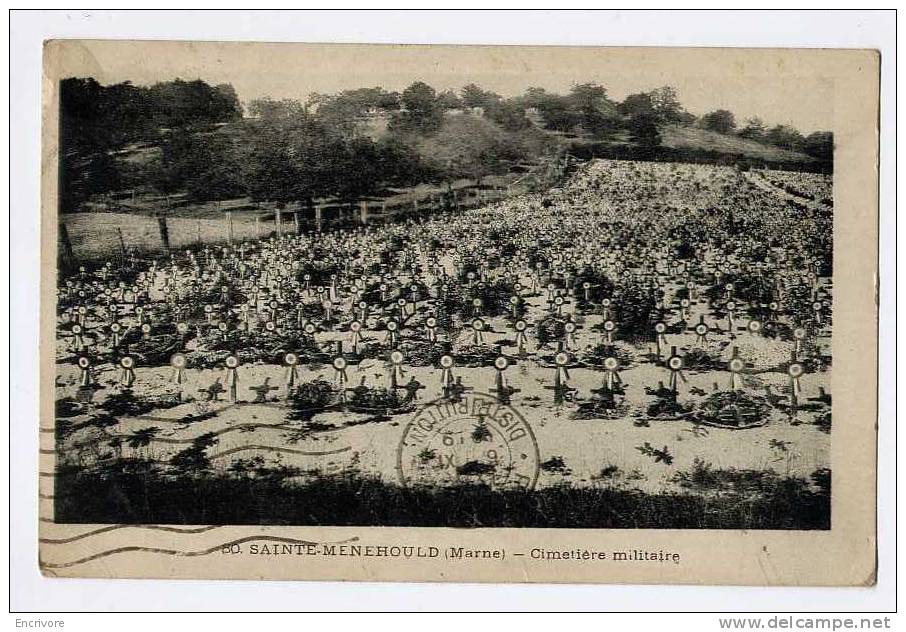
[[50, 158, 834, 529]]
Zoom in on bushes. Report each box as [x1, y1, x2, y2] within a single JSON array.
[[396, 339, 447, 367], [610, 280, 661, 341], [54, 463, 830, 529], [580, 342, 635, 369], [571, 268, 615, 310], [98, 390, 157, 417], [704, 271, 775, 308], [454, 344, 500, 368], [695, 391, 770, 428], [348, 385, 403, 412], [536, 316, 566, 347], [286, 380, 338, 420], [455, 279, 519, 318], [645, 384, 692, 418]]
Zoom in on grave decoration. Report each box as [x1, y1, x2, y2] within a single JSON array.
[[119, 355, 136, 388], [224, 355, 240, 402], [694, 390, 770, 429]]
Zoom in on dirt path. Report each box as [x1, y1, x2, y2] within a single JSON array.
[[745, 170, 832, 213]]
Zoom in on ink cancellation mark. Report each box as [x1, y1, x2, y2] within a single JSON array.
[[397, 392, 540, 490]]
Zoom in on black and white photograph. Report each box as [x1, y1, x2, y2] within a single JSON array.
[[49, 47, 837, 530], [32, 36, 880, 588]]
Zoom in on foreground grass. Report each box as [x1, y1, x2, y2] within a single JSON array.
[[54, 461, 829, 529]]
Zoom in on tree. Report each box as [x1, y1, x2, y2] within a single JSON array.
[[569, 82, 610, 111], [738, 117, 767, 142], [402, 82, 437, 114], [241, 112, 419, 204], [700, 109, 737, 134], [60, 151, 120, 212], [802, 131, 833, 161], [512, 87, 581, 132], [236, 120, 308, 205], [240, 116, 348, 205], [152, 129, 244, 203], [389, 81, 443, 133], [618, 93, 656, 119], [764, 124, 805, 152], [61, 76, 241, 149], [627, 112, 662, 152], [313, 87, 402, 136], [460, 84, 500, 110], [59, 78, 134, 209], [148, 79, 242, 128], [375, 90, 402, 111], [649, 86, 685, 123], [333, 136, 385, 201], [520, 87, 551, 109], [435, 89, 463, 110], [375, 136, 425, 186], [485, 100, 531, 131], [184, 135, 245, 203], [534, 95, 584, 133], [213, 84, 242, 120], [419, 114, 522, 184], [568, 83, 621, 138], [150, 130, 193, 197], [247, 97, 307, 120]]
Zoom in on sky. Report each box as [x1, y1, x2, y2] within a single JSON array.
[[55, 41, 836, 133]]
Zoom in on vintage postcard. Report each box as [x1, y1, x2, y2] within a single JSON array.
[[40, 41, 878, 584]]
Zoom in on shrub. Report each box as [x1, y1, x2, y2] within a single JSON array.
[[540, 455, 571, 475], [54, 466, 830, 529], [610, 279, 661, 341], [695, 390, 770, 428]]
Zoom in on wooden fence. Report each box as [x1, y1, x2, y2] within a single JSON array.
[[58, 157, 572, 266]]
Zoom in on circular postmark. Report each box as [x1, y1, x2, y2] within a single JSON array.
[[397, 391, 540, 490]]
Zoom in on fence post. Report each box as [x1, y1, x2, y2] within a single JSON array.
[[255, 216, 260, 239], [315, 205, 323, 232], [226, 211, 234, 245], [196, 220, 202, 245], [413, 198, 419, 214], [157, 216, 170, 251], [115, 226, 127, 263], [293, 211, 300, 234], [276, 209, 283, 236], [58, 221, 75, 267], [360, 200, 368, 225]]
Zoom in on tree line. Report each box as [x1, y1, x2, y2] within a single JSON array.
[[59, 77, 833, 213], [698, 109, 833, 161], [60, 77, 242, 210]]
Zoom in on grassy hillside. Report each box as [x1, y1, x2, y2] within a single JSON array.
[[660, 125, 815, 163]]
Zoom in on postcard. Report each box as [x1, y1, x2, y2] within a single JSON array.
[[40, 41, 878, 584]]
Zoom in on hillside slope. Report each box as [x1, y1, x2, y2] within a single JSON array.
[[660, 125, 814, 163]]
